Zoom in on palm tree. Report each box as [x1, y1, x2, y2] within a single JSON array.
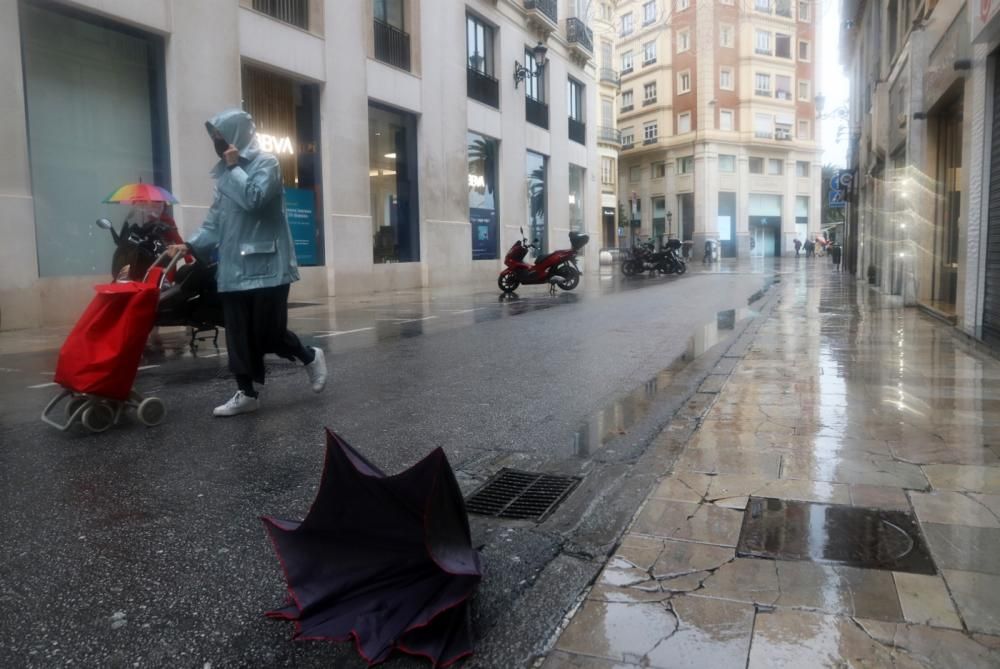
[[527, 166, 546, 253], [467, 138, 497, 196]]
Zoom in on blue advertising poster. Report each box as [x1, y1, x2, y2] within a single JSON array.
[[471, 207, 498, 260], [284, 188, 317, 265]]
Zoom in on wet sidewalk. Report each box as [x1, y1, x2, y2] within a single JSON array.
[[543, 265, 1000, 668]]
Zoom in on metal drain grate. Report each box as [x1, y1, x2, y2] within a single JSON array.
[[465, 469, 581, 522]]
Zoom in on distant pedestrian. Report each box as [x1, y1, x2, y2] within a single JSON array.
[[794, 239, 802, 257], [804, 240, 814, 257], [168, 109, 327, 417]]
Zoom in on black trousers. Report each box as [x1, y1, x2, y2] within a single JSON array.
[[221, 284, 311, 388]]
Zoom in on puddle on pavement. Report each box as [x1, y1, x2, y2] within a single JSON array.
[[737, 497, 937, 575], [572, 307, 753, 458]]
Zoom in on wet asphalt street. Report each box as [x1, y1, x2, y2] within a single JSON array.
[[0, 263, 773, 668]]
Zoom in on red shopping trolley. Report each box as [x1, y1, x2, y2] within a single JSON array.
[[41, 257, 175, 432]]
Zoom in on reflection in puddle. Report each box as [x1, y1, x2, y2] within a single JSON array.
[[737, 497, 937, 575], [686, 308, 750, 360], [572, 308, 753, 458]]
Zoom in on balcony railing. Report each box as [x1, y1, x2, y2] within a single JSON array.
[[621, 66, 633, 76], [566, 17, 593, 53], [620, 104, 634, 113], [569, 118, 586, 144], [526, 97, 549, 129], [643, 136, 658, 145], [754, 130, 774, 139], [374, 19, 410, 71], [599, 68, 620, 85], [642, 97, 656, 106], [467, 68, 499, 108], [598, 126, 621, 145], [621, 141, 634, 150], [524, 0, 557, 25], [252, 0, 308, 30]]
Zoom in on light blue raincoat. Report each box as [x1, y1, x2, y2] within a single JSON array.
[[187, 109, 299, 293]]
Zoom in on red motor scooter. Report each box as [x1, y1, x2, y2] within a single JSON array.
[[498, 228, 589, 294]]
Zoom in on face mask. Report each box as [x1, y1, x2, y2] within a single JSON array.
[[213, 135, 230, 158]]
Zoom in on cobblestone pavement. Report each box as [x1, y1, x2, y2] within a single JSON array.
[[542, 264, 1000, 669]]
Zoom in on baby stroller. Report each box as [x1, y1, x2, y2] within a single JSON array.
[[40, 254, 178, 433]]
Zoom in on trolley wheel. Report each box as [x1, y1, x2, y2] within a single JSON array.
[[81, 403, 115, 433], [137, 397, 166, 427], [65, 396, 88, 421]]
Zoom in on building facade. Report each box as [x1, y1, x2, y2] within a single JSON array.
[[840, 0, 1000, 348], [612, 0, 822, 257], [593, 1, 623, 248], [0, 0, 599, 330]]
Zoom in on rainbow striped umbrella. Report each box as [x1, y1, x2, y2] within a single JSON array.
[[102, 181, 178, 205]]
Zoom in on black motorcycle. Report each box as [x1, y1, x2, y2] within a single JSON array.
[[621, 239, 686, 276], [96, 218, 225, 350], [659, 238, 687, 275]]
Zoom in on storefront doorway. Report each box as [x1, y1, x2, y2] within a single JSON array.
[[748, 194, 782, 257], [749, 219, 780, 257], [602, 207, 615, 248], [929, 99, 962, 316], [242, 64, 323, 266], [369, 102, 420, 264], [718, 192, 736, 257]]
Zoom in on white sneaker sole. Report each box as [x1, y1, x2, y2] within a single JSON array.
[[213, 401, 259, 417]]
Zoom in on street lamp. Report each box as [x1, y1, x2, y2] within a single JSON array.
[[514, 42, 549, 89]]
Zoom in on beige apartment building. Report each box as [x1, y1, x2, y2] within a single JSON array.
[[593, 2, 624, 247], [612, 0, 822, 256], [0, 0, 599, 330]]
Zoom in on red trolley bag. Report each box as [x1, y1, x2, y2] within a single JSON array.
[[43, 268, 166, 433]]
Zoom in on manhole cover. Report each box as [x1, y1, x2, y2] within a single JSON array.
[[465, 469, 580, 522], [737, 497, 937, 575]]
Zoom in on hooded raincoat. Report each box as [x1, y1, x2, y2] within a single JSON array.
[[188, 109, 299, 293]]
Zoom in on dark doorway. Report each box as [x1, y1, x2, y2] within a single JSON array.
[[602, 207, 616, 248]]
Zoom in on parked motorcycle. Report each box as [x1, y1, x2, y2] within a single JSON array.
[[660, 238, 687, 275], [96, 218, 225, 349], [621, 239, 686, 276], [498, 228, 589, 294]]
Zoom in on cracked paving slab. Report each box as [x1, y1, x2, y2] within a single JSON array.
[[630, 499, 745, 546], [908, 490, 1000, 528], [854, 618, 1000, 669], [554, 599, 679, 664]]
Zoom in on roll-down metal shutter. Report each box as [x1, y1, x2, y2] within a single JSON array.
[[984, 55, 1000, 346]]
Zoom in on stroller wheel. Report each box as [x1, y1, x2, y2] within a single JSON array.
[[82, 403, 114, 433], [137, 397, 166, 427], [65, 396, 88, 421]]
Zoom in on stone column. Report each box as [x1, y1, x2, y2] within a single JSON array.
[[782, 157, 797, 255], [736, 152, 751, 257], [0, 1, 40, 329], [323, 0, 373, 296], [167, 0, 242, 237]]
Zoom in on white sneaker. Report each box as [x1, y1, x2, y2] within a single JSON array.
[[213, 390, 259, 417], [305, 347, 327, 393]]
